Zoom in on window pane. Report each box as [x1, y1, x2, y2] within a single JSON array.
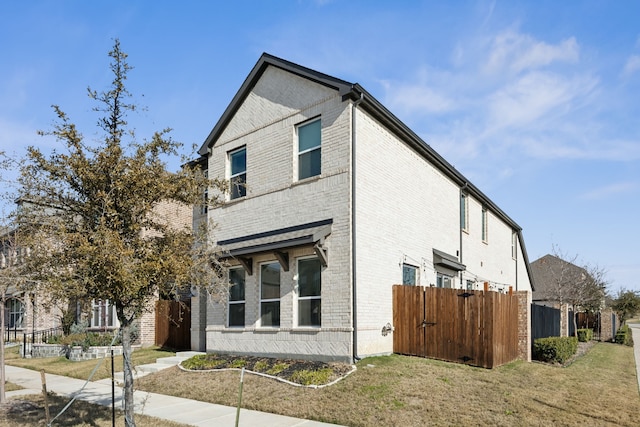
[[230, 173, 246, 199], [229, 303, 245, 327], [230, 148, 246, 175], [298, 258, 321, 297], [402, 265, 417, 285], [298, 149, 321, 180], [229, 268, 245, 301], [298, 120, 321, 152], [261, 263, 280, 299], [261, 301, 280, 327], [299, 299, 321, 327]]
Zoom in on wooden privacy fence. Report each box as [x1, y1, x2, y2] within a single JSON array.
[[155, 300, 191, 350], [392, 285, 519, 368], [531, 303, 560, 344]]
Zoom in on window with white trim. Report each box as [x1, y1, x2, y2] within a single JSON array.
[[229, 147, 246, 199], [228, 267, 245, 327], [481, 206, 488, 242], [260, 262, 281, 327], [460, 193, 468, 231], [402, 264, 418, 286], [297, 119, 321, 180], [6, 298, 24, 329], [91, 299, 117, 329], [436, 273, 452, 289], [297, 257, 321, 327]]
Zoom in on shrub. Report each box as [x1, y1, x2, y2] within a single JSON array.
[[182, 354, 223, 370], [533, 337, 578, 364], [577, 328, 593, 342], [266, 363, 289, 376], [290, 368, 333, 386], [615, 325, 634, 346]]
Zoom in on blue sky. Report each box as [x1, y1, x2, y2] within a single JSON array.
[[1, 1, 638, 293]]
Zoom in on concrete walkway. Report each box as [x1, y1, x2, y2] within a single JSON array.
[[5, 364, 343, 426], [629, 323, 640, 393]]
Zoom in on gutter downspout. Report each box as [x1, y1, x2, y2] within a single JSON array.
[[351, 90, 364, 362]]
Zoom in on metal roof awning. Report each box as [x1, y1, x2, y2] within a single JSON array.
[[433, 248, 466, 272], [216, 219, 333, 273]]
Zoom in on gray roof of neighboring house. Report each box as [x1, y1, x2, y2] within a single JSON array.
[[196, 53, 536, 291], [530, 254, 589, 301]]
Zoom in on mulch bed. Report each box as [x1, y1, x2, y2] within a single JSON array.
[[180, 353, 355, 386]]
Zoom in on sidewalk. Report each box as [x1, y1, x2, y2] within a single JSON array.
[[5, 365, 343, 426], [629, 324, 640, 393]]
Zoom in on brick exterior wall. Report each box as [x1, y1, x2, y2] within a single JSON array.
[[599, 308, 616, 342], [560, 303, 570, 337], [198, 60, 534, 363], [516, 290, 531, 361]]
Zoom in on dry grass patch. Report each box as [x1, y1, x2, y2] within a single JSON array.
[[137, 343, 640, 426], [0, 394, 189, 427], [4, 345, 175, 381]]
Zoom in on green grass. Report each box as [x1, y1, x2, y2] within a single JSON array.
[[4, 345, 175, 381]]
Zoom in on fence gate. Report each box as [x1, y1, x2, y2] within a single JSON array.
[[393, 285, 518, 368], [155, 300, 191, 350]]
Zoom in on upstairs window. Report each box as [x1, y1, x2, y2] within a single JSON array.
[[297, 119, 321, 180], [481, 207, 488, 242], [402, 264, 418, 286], [228, 267, 246, 327], [460, 193, 468, 231], [297, 257, 322, 327], [229, 147, 246, 199]]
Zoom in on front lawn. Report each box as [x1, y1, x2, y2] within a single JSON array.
[[137, 342, 640, 426], [4, 345, 175, 381]]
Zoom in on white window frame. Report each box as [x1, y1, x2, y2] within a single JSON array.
[[436, 272, 453, 289], [296, 118, 321, 181], [481, 206, 488, 243], [402, 263, 418, 286], [296, 256, 322, 327], [228, 266, 246, 328], [91, 299, 118, 329], [6, 298, 24, 329], [259, 261, 281, 327], [460, 193, 468, 232], [228, 147, 246, 200]]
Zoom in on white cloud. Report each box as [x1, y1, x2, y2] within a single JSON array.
[[580, 181, 639, 200], [383, 80, 457, 115], [485, 30, 579, 74], [622, 55, 640, 77]]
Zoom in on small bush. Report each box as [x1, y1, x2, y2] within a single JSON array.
[[615, 325, 634, 346], [577, 328, 593, 342], [266, 363, 289, 376], [253, 361, 269, 372], [182, 354, 223, 370], [290, 368, 333, 386], [533, 336, 578, 364]]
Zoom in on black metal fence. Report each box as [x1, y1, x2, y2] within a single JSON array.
[[22, 326, 64, 357], [531, 303, 560, 345], [5, 324, 22, 342]]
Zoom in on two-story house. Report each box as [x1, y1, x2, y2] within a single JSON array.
[[191, 53, 534, 363]]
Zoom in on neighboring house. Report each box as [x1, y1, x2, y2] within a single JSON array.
[[191, 53, 534, 363], [1, 226, 62, 339], [530, 254, 609, 338], [2, 199, 192, 347]]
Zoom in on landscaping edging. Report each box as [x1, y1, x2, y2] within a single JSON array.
[[177, 362, 357, 389]]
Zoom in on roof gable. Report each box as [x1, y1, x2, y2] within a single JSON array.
[[197, 53, 354, 156]]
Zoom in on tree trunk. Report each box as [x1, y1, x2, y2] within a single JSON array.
[[120, 320, 136, 426]]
